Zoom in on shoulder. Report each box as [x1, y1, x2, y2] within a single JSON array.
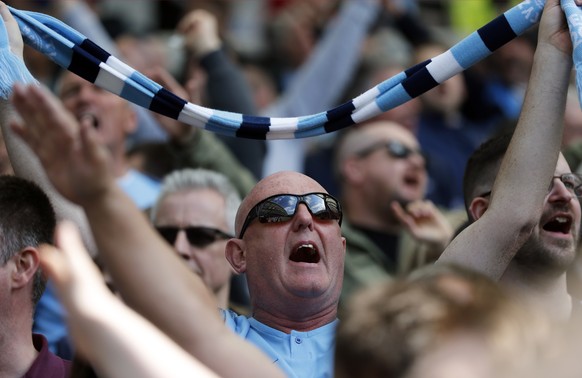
[[25, 334, 71, 378]]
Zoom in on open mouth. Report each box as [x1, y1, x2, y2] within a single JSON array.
[[542, 215, 572, 235], [289, 243, 320, 263], [403, 174, 420, 186], [79, 112, 100, 129]]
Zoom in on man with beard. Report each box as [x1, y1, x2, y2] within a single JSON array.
[[443, 129, 581, 321], [438, 0, 582, 322], [334, 120, 465, 302]]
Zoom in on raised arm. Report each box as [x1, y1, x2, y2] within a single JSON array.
[[438, 0, 579, 278], [41, 221, 219, 378], [0, 102, 97, 254], [10, 81, 284, 378]]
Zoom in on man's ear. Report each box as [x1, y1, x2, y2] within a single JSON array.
[[342, 157, 365, 185], [468, 196, 490, 222], [225, 239, 247, 274], [12, 247, 40, 289]]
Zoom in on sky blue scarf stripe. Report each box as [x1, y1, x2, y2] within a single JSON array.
[[3, 0, 580, 140], [562, 0, 582, 105]]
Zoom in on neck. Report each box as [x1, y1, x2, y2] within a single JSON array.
[[252, 300, 338, 334], [112, 157, 129, 178], [502, 266, 572, 322], [0, 323, 37, 377], [215, 284, 230, 310], [109, 144, 129, 178]]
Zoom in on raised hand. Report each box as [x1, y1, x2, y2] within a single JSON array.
[[391, 199, 453, 251], [540, 0, 582, 55], [9, 84, 114, 206], [177, 9, 221, 58], [0, 1, 23, 59]]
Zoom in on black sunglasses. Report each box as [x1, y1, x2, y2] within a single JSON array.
[[155, 226, 233, 248], [356, 140, 424, 160], [478, 173, 582, 199], [238, 192, 343, 239]]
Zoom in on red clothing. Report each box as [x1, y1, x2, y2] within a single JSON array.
[[24, 334, 71, 378]]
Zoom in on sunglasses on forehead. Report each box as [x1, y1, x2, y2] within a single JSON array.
[[155, 226, 233, 248], [238, 192, 343, 239], [356, 140, 424, 160]]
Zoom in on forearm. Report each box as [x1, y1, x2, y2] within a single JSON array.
[[70, 293, 218, 378], [264, 0, 378, 116], [494, 43, 571, 220], [0, 100, 97, 254], [80, 184, 224, 349], [200, 49, 257, 114], [196, 50, 265, 179], [81, 185, 282, 378]]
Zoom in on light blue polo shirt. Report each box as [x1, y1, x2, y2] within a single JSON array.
[[117, 169, 161, 210], [221, 309, 337, 378]]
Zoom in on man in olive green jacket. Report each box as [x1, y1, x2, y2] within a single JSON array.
[[335, 121, 466, 304]]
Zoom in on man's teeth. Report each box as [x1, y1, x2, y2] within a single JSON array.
[[299, 244, 315, 253], [555, 217, 567, 223], [290, 243, 319, 263], [79, 113, 99, 128]]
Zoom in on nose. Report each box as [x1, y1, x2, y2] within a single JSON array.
[[548, 178, 575, 203], [174, 230, 192, 260], [173, 230, 202, 273], [408, 151, 426, 169], [71, 85, 96, 108], [292, 203, 314, 232]]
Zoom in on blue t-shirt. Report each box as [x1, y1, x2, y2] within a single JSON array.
[[116, 169, 161, 210], [222, 309, 337, 378]]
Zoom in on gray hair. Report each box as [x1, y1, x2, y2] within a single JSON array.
[[150, 169, 241, 234]]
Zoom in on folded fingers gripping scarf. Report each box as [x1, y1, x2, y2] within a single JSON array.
[[2, 0, 580, 140]]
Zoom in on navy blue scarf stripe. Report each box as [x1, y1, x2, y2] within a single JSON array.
[[150, 88, 187, 119], [69, 45, 102, 84], [478, 15, 519, 52]]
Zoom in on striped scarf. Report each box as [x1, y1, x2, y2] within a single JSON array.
[[2, 0, 581, 140]]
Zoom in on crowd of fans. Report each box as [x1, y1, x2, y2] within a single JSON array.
[[1, 0, 582, 377]]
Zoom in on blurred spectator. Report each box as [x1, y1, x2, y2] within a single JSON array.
[[150, 168, 250, 312], [477, 33, 536, 121], [260, 0, 379, 177], [335, 264, 552, 378], [334, 120, 465, 302], [414, 42, 505, 209]]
